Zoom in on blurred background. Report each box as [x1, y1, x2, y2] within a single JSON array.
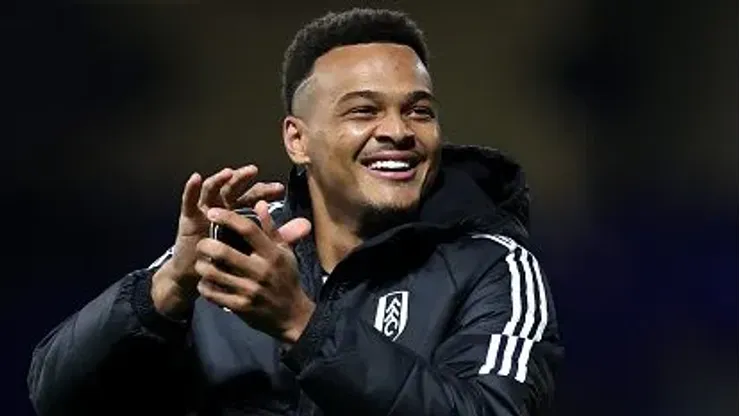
[[4, 1, 737, 415]]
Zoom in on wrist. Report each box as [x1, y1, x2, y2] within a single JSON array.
[[129, 268, 190, 339], [282, 297, 316, 344], [151, 260, 197, 320]]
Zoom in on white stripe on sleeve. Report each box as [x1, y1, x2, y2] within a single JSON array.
[[147, 246, 174, 270], [471, 234, 548, 383], [501, 251, 522, 336], [478, 334, 502, 375]]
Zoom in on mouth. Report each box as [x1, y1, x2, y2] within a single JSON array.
[[359, 151, 422, 182]]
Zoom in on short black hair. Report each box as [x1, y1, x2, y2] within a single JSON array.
[[281, 8, 429, 115]]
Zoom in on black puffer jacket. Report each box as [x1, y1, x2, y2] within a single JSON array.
[[28, 144, 563, 416]]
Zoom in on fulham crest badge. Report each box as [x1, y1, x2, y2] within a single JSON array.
[[374, 291, 409, 341]]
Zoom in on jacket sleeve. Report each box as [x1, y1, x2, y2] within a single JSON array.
[[27, 249, 197, 416], [282, 235, 563, 416]]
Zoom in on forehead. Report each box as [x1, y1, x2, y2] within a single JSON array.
[[310, 43, 432, 100]]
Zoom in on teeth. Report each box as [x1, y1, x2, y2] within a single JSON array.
[[368, 160, 411, 170]]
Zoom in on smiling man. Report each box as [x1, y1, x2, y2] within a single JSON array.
[[28, 8, 563, 416], [284, 39, 442, 271]]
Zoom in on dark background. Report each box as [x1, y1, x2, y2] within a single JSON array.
[[4, 1, 737, 415]]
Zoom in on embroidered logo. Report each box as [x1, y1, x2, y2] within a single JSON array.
[[374, 291, 409, 341]]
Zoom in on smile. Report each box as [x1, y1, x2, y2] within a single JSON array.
[[360, 151, 421, 182]]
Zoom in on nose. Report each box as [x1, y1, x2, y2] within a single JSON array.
[[375, 111, 415, 146]]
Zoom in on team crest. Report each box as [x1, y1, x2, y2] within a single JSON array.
[[374, 291, 409, 341]]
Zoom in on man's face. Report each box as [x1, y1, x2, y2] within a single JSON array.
[[286, 43, 441, 222]]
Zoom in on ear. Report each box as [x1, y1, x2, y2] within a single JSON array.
[[282, 115, 311, 165]]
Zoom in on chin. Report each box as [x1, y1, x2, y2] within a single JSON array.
[[356, 195, 420, 238], [374, 197, 418, 212], [369, 188, 421, 210]]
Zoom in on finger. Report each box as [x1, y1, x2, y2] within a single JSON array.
[[206, 207, 274, 254], [198, 168, 234, 209], [197, 279, 251, 311], [277, 218, 312, 246], [254, 200, 280, 241], [219, 165, 258, 208], [194, 257, 260, 295], [196, 237, 270, 278], [235, 182, 285, 208], [196, 237, 245, 271], [181, 172, 203, 218]]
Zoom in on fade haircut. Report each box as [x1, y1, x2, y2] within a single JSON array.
[[281, 8, 429, 115]]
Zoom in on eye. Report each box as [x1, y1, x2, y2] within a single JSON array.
[[348, 106, 379, 116], [409, 106, 436, 120]]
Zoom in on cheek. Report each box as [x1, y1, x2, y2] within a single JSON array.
[[306, 134, 357, 182], [344, 123, 375, 138], [316, 126, 372, 162], [420, 124, 441, 148], [305, 139, 327, 164], [304, 130, 334, 164]]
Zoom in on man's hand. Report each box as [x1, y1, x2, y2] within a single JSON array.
[[194, 201, 314, 343], [151, 166, 285, 319]]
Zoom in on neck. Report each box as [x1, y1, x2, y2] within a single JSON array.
[[307, 181, 364, 274]]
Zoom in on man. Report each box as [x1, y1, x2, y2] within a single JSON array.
[[28, 8, 562, 416]]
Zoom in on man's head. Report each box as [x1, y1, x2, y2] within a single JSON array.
[[281, 8, 442, 235]]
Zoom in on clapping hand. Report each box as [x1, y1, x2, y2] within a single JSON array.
[[195, 201, 314, 343]]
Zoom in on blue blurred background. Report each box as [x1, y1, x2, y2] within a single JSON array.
[[5, 1, 737, 415]]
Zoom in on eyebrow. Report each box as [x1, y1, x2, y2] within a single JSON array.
[[336, 89, 438, 106]]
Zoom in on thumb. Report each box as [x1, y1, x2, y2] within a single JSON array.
[[278, 218, 312, 246]]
